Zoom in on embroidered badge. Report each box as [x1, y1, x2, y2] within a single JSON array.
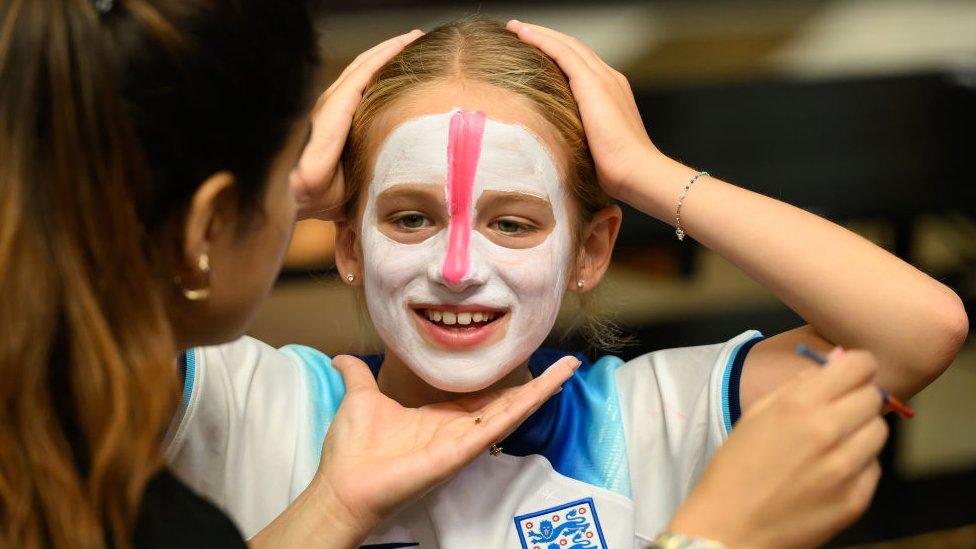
[[514, 497, 607, 549]]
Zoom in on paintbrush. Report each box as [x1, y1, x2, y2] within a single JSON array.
[[796, 343, 914, 419]]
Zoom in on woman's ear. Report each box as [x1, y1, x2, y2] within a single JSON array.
[[334, 220, 363, 285], [180, 171, 236, 275], [572, 204, 622, 292]]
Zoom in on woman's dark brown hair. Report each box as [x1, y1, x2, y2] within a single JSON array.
[[0, 0, 318, 546]]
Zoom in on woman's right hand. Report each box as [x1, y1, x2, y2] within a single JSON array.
[[668, 349, 888, 548], [251, 355, 581, 549], [290, 29, 424, 221]]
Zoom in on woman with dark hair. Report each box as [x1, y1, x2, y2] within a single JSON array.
[[0, 1, 578, 547]]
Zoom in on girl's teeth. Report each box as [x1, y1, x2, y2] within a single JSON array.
[[423, 309, 500, 325]]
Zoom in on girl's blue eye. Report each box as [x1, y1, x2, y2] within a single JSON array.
[[393, 212, 431, 230], [491, 218, 534, 235]]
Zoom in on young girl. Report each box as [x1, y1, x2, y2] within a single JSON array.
[[168, 17, 967, 547]]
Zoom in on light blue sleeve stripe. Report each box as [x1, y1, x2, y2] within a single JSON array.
[[721, 331, 763, 434], [584, 355, 632, 498], [280, 345, 345, 459], [541, 354, 632, 498], [181, 349, 196, 411]]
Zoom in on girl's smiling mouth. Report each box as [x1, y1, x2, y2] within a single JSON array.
[[410, 304, 508, 349]]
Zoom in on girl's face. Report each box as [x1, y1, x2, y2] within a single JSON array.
[[351, 84, 575, 392]]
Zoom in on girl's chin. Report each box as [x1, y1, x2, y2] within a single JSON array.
[[412, 369, 511, 393], [405, 356, 527, 394]]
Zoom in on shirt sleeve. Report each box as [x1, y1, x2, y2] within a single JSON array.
[[164, 336, 344, 539], [613, 330, 763, 539]]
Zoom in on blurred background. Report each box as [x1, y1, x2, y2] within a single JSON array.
[[249, 1, 976, 546]]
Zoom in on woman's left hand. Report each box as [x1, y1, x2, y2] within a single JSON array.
[[506, 20, 665, 203], [251, 354, 581, 548]]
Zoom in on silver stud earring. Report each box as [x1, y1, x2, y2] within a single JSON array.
[[576, 279, 585, 289], [346, 274, 356, 283]]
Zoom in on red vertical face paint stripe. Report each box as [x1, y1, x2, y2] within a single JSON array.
[[442, 110, 486, 285]]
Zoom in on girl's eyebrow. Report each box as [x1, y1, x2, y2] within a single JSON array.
[[475, 190, 551, 211], [376, 183, 447, 206]]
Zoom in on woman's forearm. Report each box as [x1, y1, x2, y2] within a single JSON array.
[[249, 478, 369, 549], [625, 153, 968, 399]]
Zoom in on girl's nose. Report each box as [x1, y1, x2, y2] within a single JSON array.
[[429, 238, 488, 292], [435, 109, 486, 291]]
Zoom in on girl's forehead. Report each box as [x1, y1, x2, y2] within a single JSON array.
[[364, 83, 570, 175], [370, 111, 561, 201]]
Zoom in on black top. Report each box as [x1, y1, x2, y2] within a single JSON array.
[[134, 468, 246, 548]]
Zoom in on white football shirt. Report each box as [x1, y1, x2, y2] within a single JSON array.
[[166, 330, 762, 547]]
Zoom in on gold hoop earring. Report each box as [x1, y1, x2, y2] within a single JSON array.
[[175, 253, 211, 301]]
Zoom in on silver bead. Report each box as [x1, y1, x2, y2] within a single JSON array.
[[94, 0, 114, 14]]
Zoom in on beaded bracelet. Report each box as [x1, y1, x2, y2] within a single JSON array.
[[675, 171, 709, 241]]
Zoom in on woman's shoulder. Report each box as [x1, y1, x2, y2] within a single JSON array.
[[134, 468, 245, 548]]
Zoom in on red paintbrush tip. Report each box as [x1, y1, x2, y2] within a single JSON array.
[[886, 395, 915, 418]]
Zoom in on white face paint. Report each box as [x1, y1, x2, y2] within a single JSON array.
[[361, 110, 572, 392]]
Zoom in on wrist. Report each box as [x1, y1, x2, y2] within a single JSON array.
[[307, 477, 376, 544], [667, 501, 749, 549], [618, 153, 699, 223], [249, 478, 372, 549]]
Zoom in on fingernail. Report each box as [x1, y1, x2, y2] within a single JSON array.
[[827, 346, 845, 361], [572, 358, 582, 370], [509, 19, 520, 25]]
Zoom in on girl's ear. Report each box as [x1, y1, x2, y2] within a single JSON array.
[[334, 220, 363, 285], [571, 204, 622, 292]]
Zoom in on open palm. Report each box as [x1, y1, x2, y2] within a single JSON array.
[[316, 354, 580, 533]]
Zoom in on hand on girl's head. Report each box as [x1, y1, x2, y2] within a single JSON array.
[[505, 20, 662, 200], [291, 29, 425, 221]]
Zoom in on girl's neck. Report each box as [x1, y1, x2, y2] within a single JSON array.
[[376, 352, 533, 408]]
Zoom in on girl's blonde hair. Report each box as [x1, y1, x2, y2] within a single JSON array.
[[342, 16, 627, 350]]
